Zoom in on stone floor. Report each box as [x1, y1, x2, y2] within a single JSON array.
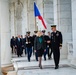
[[12, 55, 76, 75], [18, 67, 76, 75]]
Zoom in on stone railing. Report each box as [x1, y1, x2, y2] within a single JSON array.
[[67, 42, 73, 60]]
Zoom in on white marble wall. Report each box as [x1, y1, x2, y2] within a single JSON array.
[[27, 0, 36, 35], [22, 0, 28, 36], [0, 0, 11, 66], [71, 0, 76, 66], [10, 3, 15, 37], [44, 0, 54, 32], [10, 0, 28, 36], [53, 0, 72, 59]]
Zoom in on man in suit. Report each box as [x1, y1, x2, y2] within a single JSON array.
[[26, 31, 33, 62], [15, 35, 22, 57], [50, 25, 63, 69]]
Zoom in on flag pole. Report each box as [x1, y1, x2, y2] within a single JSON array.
[[34, 2, 37, 31], [35, 17, 37, 31], [34, 14, 38, 31], [43, 0, 45, 30]]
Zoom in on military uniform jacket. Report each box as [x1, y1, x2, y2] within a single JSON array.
[[32, 35, 36, 46], [43, 35, 50, 47], [50, 31, 63, 48], [26, 36, 33, 48]]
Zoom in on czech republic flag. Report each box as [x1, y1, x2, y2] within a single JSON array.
[[34, 2, 47, 29]]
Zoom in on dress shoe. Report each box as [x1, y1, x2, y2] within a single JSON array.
[[55, 65, 59, 69], [40, 65, 42, 69], [39, 64, 42, 69], [39, 64, 40, 67]]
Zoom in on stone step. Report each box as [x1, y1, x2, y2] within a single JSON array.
[[2, 65, 16, 75]]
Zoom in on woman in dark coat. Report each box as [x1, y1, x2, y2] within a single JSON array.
[[34, 31, 46, 69]]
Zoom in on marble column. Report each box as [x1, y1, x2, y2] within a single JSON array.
[[22, 0, 28, 36], [0, 0, 11, 67], [71, 0, 76, 66], [0, 0, 3, 75], [10, 3, 15, 37], [53, 0, 72, 59], [27, 0, 36, 34], [16, 3, 23, 35]]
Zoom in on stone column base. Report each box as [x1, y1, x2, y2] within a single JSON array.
[[71, 57, 76, 67]]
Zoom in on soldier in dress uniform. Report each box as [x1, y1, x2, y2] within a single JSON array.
[[32, 31, 38, 61], [50, 25, 63, 69], [26, 31, 33, 62], [42, 30, 50, 60], [47, 32, 52, 59]]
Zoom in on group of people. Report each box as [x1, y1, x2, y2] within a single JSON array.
[[10, 25, 63, 69]]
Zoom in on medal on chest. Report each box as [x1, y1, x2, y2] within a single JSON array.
[[56, 32, 59, 36]]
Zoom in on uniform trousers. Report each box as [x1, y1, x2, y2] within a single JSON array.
[[26, 47, 32, 61], [52, 46, 60, 67]]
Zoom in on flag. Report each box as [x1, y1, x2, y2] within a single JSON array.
[[34, 2, 47, 29]]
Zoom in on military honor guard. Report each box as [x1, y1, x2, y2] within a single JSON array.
[[50, 25, 63, 69], [47, 32, 52, 59], [26, 31, 33, 62], [32, 31, 38, 61], [42, 30, 50, 60]]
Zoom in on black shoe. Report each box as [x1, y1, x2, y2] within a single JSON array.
[[20, 55, 22, 57], [28, 59, 30, 62], [49, 57, 52, 60], [40, 65, 42, 69], [39, 64, 41, 67], [44, 58, 46, 61], [18, 55, 19, 57], [36, 59, 38, 61], [55, 65, 59, 69], [39, 64, 43, 69]]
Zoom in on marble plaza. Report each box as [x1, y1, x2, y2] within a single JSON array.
[[12, 56, 76, 75], [0, 0, 76, 75]]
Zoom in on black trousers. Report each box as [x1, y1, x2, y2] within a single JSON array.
[[11, 46, 13, 53], [52, 47, 60, 67], [17, 47, 22, 57]]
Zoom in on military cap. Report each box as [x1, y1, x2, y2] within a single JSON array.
[[42, 30, 46, 33], [51, 25, 56, 27], [34, 31, 38, 33], [26, 31, 30, 34]]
